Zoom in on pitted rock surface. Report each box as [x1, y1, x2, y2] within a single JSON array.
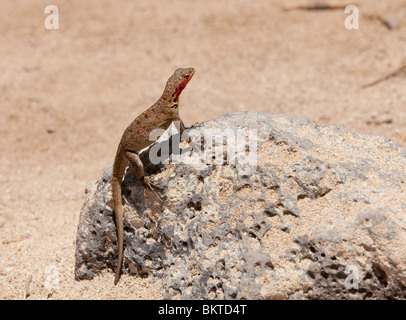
[[75, 112, 406, 299]]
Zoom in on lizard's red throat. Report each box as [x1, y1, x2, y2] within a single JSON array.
[[174, 71, 195, 101]]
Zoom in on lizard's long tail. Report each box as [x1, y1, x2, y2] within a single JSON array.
[[112, 145, 127, 285]]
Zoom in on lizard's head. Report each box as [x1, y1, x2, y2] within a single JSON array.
[[161, 67, 195, 107]]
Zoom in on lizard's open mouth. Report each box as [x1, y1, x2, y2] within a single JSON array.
[[174, 71, 194, 100]]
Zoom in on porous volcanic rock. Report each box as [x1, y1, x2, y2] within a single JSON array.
[[75, 112, 406, 299]]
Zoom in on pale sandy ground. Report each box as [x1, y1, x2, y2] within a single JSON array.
[[0, 0, 405, 299]]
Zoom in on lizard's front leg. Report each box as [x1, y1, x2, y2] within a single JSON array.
[[125, 151, 162, 202], [179, 120, 202, 156]]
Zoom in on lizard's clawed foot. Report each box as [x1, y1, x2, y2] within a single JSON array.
[[142, 176, 163, 202], [188, 141, 202, 156]]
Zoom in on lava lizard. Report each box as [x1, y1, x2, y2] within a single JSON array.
[[112, 67, 195, 285]]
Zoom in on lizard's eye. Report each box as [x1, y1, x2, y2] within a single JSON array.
[[184, 75, 190, 80]]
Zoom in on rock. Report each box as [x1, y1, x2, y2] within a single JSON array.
[[46, 126, 56, 134], [381, 16, 399, 30], [74, 112, 406, 299]]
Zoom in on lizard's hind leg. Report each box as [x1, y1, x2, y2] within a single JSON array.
[[125, 151, 162, 202]]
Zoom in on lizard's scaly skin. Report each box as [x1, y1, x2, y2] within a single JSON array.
[[112, 68, 195, 285]]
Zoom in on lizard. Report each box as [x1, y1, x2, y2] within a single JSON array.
[[112, 67, 195, 285]]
